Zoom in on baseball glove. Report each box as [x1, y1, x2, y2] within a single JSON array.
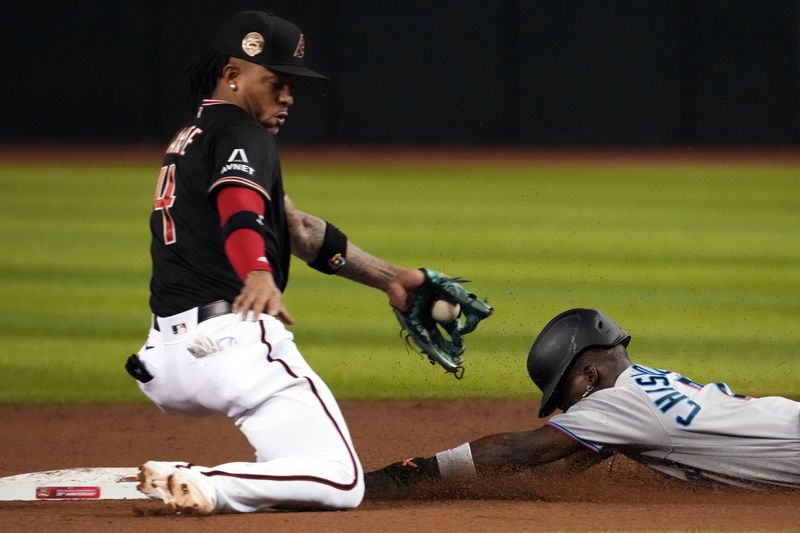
[[393, 268, 493, 379]]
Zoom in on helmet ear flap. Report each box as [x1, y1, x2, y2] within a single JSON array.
[[527, 308, 630, 418]]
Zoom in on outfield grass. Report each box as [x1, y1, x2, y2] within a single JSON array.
[[0, 153, 797, 402]]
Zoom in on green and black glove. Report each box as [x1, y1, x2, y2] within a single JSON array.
[[393, 268, 493, 379]]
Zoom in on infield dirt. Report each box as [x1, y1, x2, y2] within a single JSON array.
[[0, 400, 797, 532]]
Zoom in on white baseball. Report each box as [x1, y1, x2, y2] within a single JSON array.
[[431, 300, 460, 322]]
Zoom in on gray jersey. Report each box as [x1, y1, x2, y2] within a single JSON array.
[[548, 364, 800, 488]]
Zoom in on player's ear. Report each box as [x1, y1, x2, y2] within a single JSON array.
[[583, 364, 599, 386], [220, 61, 241, 85]]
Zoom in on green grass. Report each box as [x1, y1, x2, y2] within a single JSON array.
[[0, 156, 798, 402]]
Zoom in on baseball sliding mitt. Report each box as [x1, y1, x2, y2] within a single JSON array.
[[393, 268, 493, 379]]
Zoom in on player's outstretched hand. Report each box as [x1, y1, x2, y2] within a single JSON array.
[[386, 268, 426, 310], [233, 270, 295, 325]]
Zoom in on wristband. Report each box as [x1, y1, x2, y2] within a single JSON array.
[[308, 222, 348, 274], [435, 442, 477, 484]]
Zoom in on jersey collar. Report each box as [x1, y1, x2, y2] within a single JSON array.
[[201, 99, 234, 106]]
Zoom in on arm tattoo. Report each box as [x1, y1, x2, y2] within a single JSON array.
[[338, 241, 402, 290], [285, 196, 402, 290], [285, 196, 326, 263]]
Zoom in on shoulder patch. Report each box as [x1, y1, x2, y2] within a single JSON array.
[[228, 148, 250, 163]]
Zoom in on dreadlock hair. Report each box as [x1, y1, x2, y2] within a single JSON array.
[[187, 51, 230, 108]]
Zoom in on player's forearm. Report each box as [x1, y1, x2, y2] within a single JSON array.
[[365, 437, 526, 496], [470, 432, 542, 474], [365, 428, 584, 497], [336, 242, 403, 291], [471, 430, 575, 471], [286, 200, 402, 290]]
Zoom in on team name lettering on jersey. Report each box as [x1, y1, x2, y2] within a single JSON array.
[[166, 126, 203, 156], [629, 365, 702, 427]]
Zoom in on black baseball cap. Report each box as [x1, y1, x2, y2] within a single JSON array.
[[211, 11, 328, 80]]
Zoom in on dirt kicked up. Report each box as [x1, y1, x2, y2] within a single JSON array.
[[0, 400, 797, 533]]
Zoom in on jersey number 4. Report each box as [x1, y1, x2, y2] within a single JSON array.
[[154, 164, 177, 244]]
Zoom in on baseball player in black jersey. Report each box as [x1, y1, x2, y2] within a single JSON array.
[[126, 11, 428, 514]]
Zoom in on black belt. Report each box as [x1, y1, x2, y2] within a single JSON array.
[[152, 300, 232, 331]]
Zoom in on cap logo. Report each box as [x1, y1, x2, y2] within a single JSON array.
[[241, 32, 264, 57], [293, 34, 306, 59]]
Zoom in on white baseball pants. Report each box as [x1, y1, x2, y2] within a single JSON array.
[[135, 308, 364, 512]]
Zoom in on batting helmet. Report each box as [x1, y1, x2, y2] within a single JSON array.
[[527, 308, 630, 418]]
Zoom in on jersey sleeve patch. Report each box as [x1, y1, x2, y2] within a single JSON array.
[[208, 176, 272, 201], [208, 123, 278, 199]]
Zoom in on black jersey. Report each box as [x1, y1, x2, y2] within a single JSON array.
[[149, 100, 290, 316]]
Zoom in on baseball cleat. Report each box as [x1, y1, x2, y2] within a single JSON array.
[[165, 469, 216, 514], [138, 461, 216, 514], [137, 461, 179, 501]]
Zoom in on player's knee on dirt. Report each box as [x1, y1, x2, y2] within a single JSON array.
[[335, 481, 364, 509], [314, 467, 364, 509]]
